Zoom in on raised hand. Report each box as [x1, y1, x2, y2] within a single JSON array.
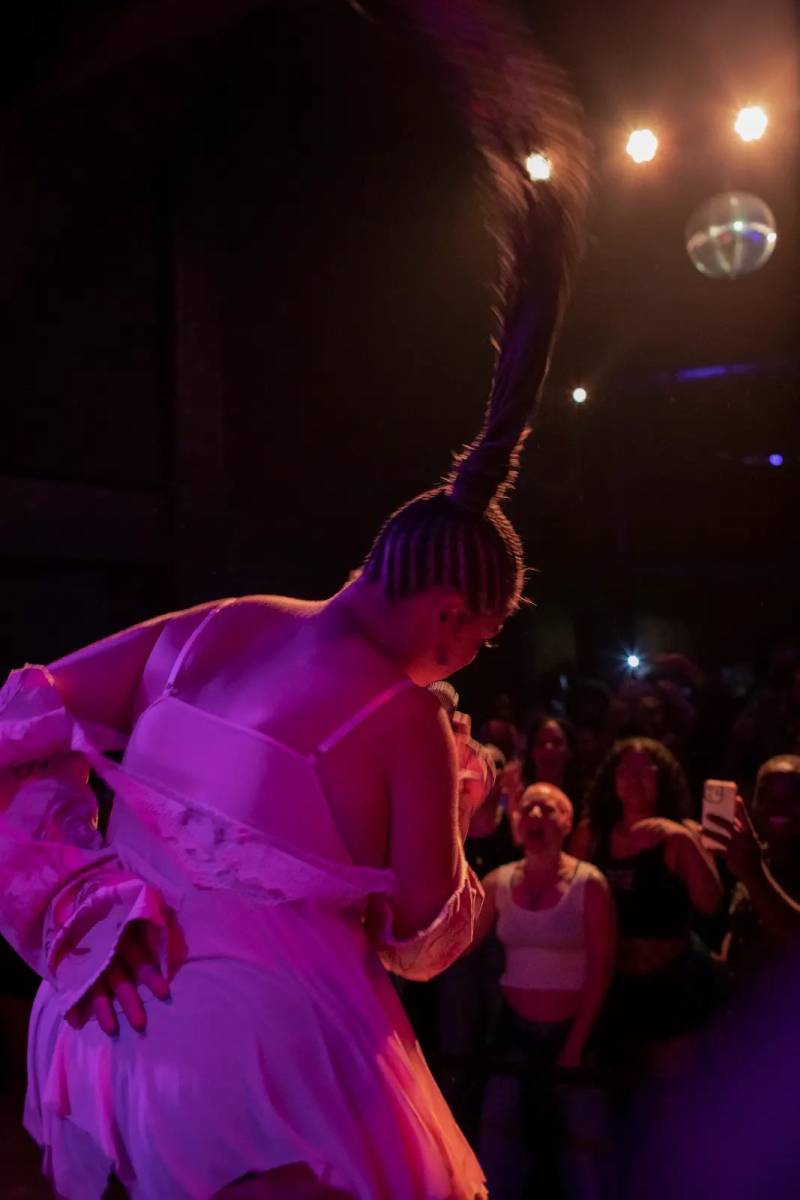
[[704, 796, 765, 884]]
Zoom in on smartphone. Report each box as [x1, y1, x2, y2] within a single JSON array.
[[701, 779, 737, 850]]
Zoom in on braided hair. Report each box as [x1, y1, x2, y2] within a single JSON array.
[[361, 0, 590, 614]]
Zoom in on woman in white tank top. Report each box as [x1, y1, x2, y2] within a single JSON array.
[[472, 783, 615, 1059], [470, 782, 616, 1199]]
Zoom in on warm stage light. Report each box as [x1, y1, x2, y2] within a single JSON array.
[[525, 152, 552, 182], [625, 129, 658, 164], [734, 106, 768, 142], [571, 386, 588, 404]]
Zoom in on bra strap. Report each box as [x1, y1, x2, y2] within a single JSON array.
[[165, 598, 236, 694], [309, 678, 414, 762]]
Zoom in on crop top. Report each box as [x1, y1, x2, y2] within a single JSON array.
[[495, 859, 602, 991], [598, 842, 693, 940]]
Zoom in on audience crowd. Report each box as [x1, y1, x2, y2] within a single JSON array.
[[412, 642, 800, 1197]]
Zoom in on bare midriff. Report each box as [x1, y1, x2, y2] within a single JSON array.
[[617, 935, 687, 975], [501, 985, 581, 1023]]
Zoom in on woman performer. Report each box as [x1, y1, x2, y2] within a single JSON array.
[[0, 4, 587, 1197]]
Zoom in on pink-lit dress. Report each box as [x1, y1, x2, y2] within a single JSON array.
[[0, 600, 486, 1200]]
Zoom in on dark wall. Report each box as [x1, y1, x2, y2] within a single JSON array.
[[169, 3, 495, 600]]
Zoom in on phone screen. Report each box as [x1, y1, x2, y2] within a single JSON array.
[[701, 779, 737, 850]]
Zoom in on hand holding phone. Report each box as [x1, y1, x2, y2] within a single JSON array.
[[701, 779, 738, 851], [703, 793, 765, 884]]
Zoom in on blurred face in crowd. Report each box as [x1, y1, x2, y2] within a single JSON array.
[[753, 764, 800, 863], [531, 720, 569, 783], [575, 726, 604, 766], [637, 693, 666, 738], [493, 693, 515, 722], [514, 783, 573, 854], [614, 744, 659, 819]]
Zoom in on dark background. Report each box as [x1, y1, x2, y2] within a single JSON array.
[[0, 0, 797, 715]]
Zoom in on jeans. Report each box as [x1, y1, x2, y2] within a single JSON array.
[[478, 1003, 612, 1200], [434, 936, 505, 1145]]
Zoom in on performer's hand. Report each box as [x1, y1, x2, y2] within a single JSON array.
[[66, 920, 169, 1036]]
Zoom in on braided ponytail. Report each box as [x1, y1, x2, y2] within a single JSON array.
[[429, 0, 590, 513], [361, 0, 590, 611]]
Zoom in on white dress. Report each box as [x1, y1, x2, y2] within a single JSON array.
[[0, 601, 487, 1199]]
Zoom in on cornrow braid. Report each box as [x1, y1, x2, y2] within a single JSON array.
[[363, 489, 524, 612], [361, 0, 589, 613]]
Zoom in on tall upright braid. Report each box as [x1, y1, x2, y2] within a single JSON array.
[[360, 0, 590, 611], [408, 0, 591, 512]]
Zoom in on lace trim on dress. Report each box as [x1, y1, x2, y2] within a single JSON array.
[[372, 860, 484, 982], [95, 753, 397, 911]]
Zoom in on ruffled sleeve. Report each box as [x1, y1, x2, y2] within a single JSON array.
[[0, 612, 184, 1014], [369, 855, 484, 983]]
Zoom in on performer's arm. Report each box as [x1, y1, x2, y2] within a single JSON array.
[[369, 688, 484, 981], [384, 688, 462, 937], [0, 603, 215, 1029]]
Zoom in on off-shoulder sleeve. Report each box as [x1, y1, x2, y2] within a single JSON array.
[[0, 608, 208, 1014], [369, 854, 485, 983]]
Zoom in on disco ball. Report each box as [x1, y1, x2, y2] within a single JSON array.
[[685, 191, 777, 279]]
